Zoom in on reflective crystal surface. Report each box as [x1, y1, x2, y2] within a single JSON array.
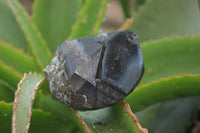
[[43, 30, 144, 110]]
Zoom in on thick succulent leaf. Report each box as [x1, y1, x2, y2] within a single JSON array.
[[0, 102, 81, 133], [32, 0, 82, 52], [0, 83, 14, 102], [78, 103, 147, 133], [6, 0, 52, 69], [119, 0, 131, 18], [0, 0, 27, 52], [136, 103, 163, 128], [0, 41, 40, 73], [126, 75, 200, 112], [0, 61, 22, 88], [37, 96, 88, 133], [140, 36, 200, 85], [131, 0, 200, 42], [92, 0, 109, 35], [12, 72, 44, 133], [69, 0, 109, 39], [145, 96, 200, 133]]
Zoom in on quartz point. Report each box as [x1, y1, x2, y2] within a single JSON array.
[[43, 30, 144, 110]]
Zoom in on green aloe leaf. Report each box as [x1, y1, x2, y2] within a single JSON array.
[[0, 41, 40, 73], [69, 0, 109, 39], [135, 102, 163, 128], [126, 75, 200, 132], [145, 96, 200, 133], [0, 102, 81, 133], [32, 0, 82, 52], [6, 0, 52, 69], [140, 36, 200, 85], [0, 61, 22, 88], [37, 96, 89, 133], [78, 105, 138, 133], [92, 0, 109, 35], [0, 83, 14, 102], [12, 72, 44, 133], [135, 96, 200, 133], [0, 0, 27, 52], [119, 0, 131, 18], [126, 75, 200, 112], [131, 0, 200, 42]]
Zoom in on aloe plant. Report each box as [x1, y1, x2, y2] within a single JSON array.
[[0, 0, 200, 132]]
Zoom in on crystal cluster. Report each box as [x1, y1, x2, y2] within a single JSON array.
[[43, 30, 144, 110]]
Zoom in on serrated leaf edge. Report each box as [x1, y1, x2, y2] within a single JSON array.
[[12, 72, 45, 133], [71, 108, 91, 133], [92, 0, 109, 35], [138, 74, 200, 90], [0, 60, 22, 77], [6, 0, 53, 69], [121, 100, 148, 133], [118, 18, 134, 31]]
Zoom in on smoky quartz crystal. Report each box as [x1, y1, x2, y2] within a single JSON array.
[[43, 30, 144, 110]]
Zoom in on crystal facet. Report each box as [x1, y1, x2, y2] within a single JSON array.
[[43, 30, 144, 110]]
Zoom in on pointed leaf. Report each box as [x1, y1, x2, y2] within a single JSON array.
[[6, 0, 52, 69], [69, 0, 109, 39], [32, 0, 82, 52], [0, 41, 40, 73], [12, 72, 44, 133], [131, 0, 200, 42], [141, 36, 200, 85], [0, 0, 27, 52]]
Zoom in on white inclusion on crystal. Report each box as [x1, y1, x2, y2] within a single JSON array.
[[96, 33, 108, 43]]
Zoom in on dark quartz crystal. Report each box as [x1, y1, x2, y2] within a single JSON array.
[[43, 30, 144, 110]]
